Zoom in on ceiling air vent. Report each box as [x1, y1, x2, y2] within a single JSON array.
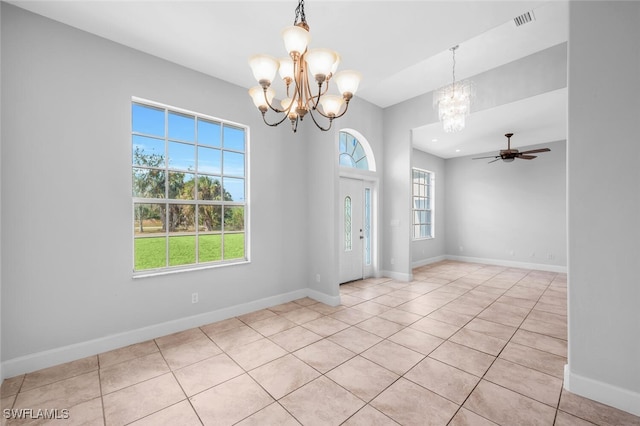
[[514, 11, 536, 27]]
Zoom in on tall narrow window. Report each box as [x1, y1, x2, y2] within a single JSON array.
[[344, 196, 352, 251], [132, 99, 248, 273], [364, 187, 371, 265], [412, 168, 434, 239]]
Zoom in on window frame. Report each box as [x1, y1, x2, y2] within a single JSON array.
[[412, 167, 434, 240], [131, 97, 249, 276]]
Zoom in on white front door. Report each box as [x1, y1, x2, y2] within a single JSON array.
[[339, 177, 364, 283]]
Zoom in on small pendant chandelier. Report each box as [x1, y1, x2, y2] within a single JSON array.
[[248, 0, 362, 133], [433, 45, 474, 133]]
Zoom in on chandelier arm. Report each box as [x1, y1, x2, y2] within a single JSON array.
[[260, 110, 292, 128], [262, 88, 286, 114], [310, 82, 325, 111], [306, 107, 332, 131], [312, 98, 350, 120]]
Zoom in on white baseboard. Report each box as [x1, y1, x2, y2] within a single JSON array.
[[564, 364, 640, 417], [412, 255, 447, 269], [380, 269, 412, 282], [445, 255, 567, 273], [307, 289, 341, 307], [1, 288, 317, 380]]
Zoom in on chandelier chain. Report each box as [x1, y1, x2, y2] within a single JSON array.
[[451, 45, 457, 98], [294, 0, 307, 26]]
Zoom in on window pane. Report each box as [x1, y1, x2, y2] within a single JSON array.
[[223, 151, 245, 176], [223, 177, 245, 202], [355, 156, 369, 170], [353, 143, 366, 162], [340, 153, 355, 167], [168, 112, 195, 142], [168, 204, 195, 233], [199, 234, 221, 262], [169, 235, 196, 266], [348, 140, 358, 157], [418, 211, 426, 224], [364, 188, 371, 265], [168, 172, 195, 199], [132, 103, 165, 137], [198, 119, 221, 147], [345, 196, 352, 251], [134, 203, 165, 235], [223, 125, 245, 151], [198, 146, 221, 175], [223, 233, 245, 260], [198, 205, 222, 231], [224, 206, 244, 231], [168, 141, 195, 171], [134, 236, 166, 270], [197, 176, 223, 201], [132, 136, 164, 166], [339, 132, 347, 153], [133, 168, 165, 198]]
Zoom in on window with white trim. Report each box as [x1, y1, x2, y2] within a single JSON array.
[[132, 100, 248, 273], [339, 131, 369, 170], [412, 168, 434, 239]]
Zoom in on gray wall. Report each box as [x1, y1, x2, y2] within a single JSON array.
[[1, 4, 309, 369], [385, 43, 567, 281], [411, 149, 446, 266], [566, 1, 640, 415], [305, 97, 385, 300], [0, 3, 386, 376], [445, 140, 567, 270]]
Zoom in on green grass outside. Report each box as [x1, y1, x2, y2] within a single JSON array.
[[134, 233, 245, 271]]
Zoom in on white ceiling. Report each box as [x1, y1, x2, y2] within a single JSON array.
[[9, 0, 568, 158]]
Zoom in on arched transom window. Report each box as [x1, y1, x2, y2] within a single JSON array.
[[339, 130, 375, 171]]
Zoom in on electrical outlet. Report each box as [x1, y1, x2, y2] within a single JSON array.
[[316, 274, 320, 283], [459, 246, 464, 252], [390, 258, 395, 265], [547, 253, 554, 260], [192, 293, 198, 304]]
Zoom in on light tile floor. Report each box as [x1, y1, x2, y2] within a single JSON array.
[[2, 261, 640, 425]]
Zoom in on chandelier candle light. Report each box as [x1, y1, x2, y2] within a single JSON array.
[[433, 45, 474, 133], [248, 0, 362, 132]]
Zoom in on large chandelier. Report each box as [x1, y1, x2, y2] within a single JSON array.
[[248, 0, 362, 133], [433, 45, 473, 133]]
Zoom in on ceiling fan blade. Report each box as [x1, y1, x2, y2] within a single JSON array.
[[518, 155, 537, 160], [472, 155, 499, 160], [519, 148, 550, 155], [488, 158, 501, 163]]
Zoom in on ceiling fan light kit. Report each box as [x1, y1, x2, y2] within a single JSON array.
[[248, 0, 362, 133], [472, 133, 551, 163]]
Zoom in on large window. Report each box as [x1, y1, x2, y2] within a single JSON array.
[[132, 99, 248, 273], [412, 168, 434, 239]]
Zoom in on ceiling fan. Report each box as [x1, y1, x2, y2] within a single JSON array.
[[473, 133, 551, 163]]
